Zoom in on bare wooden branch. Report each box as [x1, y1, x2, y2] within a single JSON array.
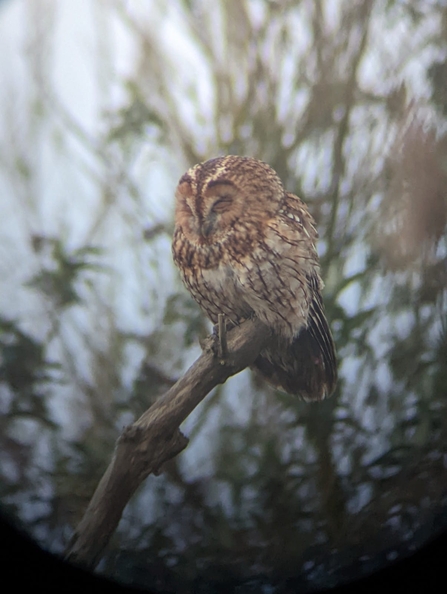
[[65, 318, 271, 570]]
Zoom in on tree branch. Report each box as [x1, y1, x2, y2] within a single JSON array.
[[64, 318, 271, 570]]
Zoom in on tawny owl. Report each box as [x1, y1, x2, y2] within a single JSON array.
[[172, 155, 337, 401]]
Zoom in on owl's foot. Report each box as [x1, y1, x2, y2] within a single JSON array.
[[200, 315, 249, 362], [212, 316, 237, 334], [216, 314, 229, 363], [199, 314, 231, 363]]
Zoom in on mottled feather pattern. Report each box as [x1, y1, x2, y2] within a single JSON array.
[[172, 155, 337, 400]]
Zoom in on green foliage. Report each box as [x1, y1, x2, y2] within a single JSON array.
[[0, 317, 60, 412], [428, 59, 447, 117], [26, 238, 106, 309], [107, 82, 167, 142]]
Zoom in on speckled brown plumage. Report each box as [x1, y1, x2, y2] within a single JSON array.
[[172, 155, 337, 401]]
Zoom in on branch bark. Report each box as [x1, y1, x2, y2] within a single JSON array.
[[65, 318, 271, 570]]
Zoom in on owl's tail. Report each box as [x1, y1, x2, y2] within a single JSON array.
[[252, 292, 337, 401]]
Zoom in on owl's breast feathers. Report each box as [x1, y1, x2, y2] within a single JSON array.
[[172, 224, 256, 324]]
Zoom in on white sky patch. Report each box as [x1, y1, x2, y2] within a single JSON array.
[[337, 282, 362, 318], [344, 243, 368, 277], [361, 2, 442, 98], [295, 135, 334, 195], [127, 1, 216, 149], [339, 355, 363, 387], [51, 0, 100, 134], [323, 0, 343, 33], [246, 0, 267, 29]]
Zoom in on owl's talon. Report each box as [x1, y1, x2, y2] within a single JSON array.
[[217, 314, 228, 363], [205, 315, 230, 362], [212, 317, 236, 335]]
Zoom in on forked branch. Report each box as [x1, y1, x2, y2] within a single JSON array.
[[65, 318, 271, 570]]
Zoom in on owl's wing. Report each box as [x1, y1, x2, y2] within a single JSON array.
[[304, 272, 338, 396], [252, 273, 337, 401], [247, 193, 337, 400], [232, 192, 321, 337]]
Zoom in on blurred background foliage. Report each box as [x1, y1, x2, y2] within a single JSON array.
[[0, 0, 447, 591]]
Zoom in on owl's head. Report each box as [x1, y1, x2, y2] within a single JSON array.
[[174, 155, 285, 243]]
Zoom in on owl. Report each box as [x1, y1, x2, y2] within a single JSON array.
[[172, 155, 337, 401]]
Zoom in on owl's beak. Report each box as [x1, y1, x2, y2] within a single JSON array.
[[200, 217, 215, 237]]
